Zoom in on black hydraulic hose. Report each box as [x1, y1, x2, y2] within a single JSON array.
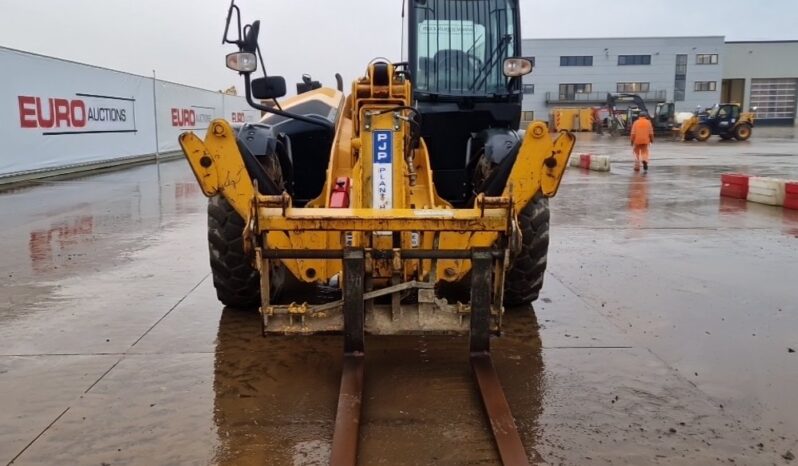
[[371, 105, 422, 121]]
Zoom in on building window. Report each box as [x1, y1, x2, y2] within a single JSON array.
[[523, 84, 535, 94], [559, 83, 592, 100], [521, 111, 535, 121], [618, 55, 651, 65], [696, 54, 719, 65], [617, 82, 650, 93], [694, 81, 717, 92], [560, 56, 593, 66], [674, 54, 687, 101]]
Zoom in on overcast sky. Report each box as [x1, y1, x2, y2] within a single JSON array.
[[1, 0, 796, 93]]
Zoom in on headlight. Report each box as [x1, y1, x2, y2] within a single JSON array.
[[503, 57, 533, 77], [226, 52, 258, 73]]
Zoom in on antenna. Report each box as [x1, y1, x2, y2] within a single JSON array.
[[400, 0, 406, 62]]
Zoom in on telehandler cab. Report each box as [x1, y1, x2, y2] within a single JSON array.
[[178, 1, 574, 463]]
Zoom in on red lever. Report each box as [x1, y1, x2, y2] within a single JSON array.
[[330, 177, 351, 208]]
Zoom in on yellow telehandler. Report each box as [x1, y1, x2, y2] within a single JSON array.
[[178, 1, 574, 464]]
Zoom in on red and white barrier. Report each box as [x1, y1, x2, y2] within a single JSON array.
[[721, 173, 797, 210], [785, 182, 798, 210], [720, 173, 750, 199], [580, 153, 591, 169], [569, 153, 611, 172], [748, 177, 787, 206], [590, 155, 611, 171]]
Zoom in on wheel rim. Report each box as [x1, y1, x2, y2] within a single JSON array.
[[739, 127, 750, 138], [698, 128, 710, 138]]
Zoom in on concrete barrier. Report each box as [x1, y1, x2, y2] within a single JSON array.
[[719, 173, 798, 211], [568, 153, 611, 172], [720, 173, 750, 199], [589, 155, 611, 172], [785, 182, 798, 210], [747, 177, 786, 206]]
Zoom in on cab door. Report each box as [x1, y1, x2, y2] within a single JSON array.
[[656, 103, 674, 127], [716, 104, 735, 131]]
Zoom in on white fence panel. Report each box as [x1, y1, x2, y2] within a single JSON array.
[[223, 95, 261, 125], [1, 47, 157, 176], [1, 46, 268, 180], [154, 80, 224, 153]]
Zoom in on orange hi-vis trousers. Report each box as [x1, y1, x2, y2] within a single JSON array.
[[633, 144, 650, 168]]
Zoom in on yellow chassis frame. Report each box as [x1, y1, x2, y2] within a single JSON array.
[[178, 63, 575, 334]]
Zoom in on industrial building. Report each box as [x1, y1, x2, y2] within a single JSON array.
[[521, 37, 798, 126]]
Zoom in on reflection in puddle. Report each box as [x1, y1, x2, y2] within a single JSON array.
[[782, 207, 798, 236], [719, 196, 748, 215], [627, 174, 649, 228], [174, 182, 202, 215], [29, 216, 93, 272], [212, 308, 544, 465]]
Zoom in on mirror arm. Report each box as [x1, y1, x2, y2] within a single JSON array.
[[243, 74, 334, 133], [222, 2, 242, 45]]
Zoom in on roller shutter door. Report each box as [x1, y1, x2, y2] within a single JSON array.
[[750, 78, 797, 121]]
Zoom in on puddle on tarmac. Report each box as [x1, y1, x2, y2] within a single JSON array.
[[211, 307, 544, 465]]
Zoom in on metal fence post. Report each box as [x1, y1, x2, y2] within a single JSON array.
[[152, 69, 160, 159]]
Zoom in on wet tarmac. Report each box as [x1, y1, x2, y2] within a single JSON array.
[[1, 128, 797, 465]]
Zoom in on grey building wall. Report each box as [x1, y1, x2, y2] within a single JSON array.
[[724, 41, 798, 111], [521, 36, 725, 118]]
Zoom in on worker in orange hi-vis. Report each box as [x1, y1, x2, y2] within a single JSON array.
[[630, 112, 654, 172]]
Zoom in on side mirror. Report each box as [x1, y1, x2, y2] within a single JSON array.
[[252, 76, 286, 99]]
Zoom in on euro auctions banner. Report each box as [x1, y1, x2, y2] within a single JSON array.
[[154, 80, 223, 153], [154, 80, 261, 153], [17, 94, 137, 134], [0, 46, 265, 179], [225, 102, 260, 126], [1, 47, 156, 176]]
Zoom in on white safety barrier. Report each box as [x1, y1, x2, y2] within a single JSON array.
[[589, 155, 611, 172], [747, 177, 787, 206], [1, 46, 257, 182]]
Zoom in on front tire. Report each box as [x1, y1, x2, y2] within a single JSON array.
[[693, 124, 712, 142], [207, 196, 261, 309], [503, 193, 550, 306], [734, 124, 752, 141]]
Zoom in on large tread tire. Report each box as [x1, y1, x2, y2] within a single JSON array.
[[694, 124, 712, 142], [503, 193, 550, 306], [734, 124, 752, 141], [207, 195, 260, 309]]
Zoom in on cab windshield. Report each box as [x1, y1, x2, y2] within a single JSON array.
[[412, 0, 518, 97]]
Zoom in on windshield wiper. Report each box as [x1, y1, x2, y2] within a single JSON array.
[[469, 34, 512, 91]]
